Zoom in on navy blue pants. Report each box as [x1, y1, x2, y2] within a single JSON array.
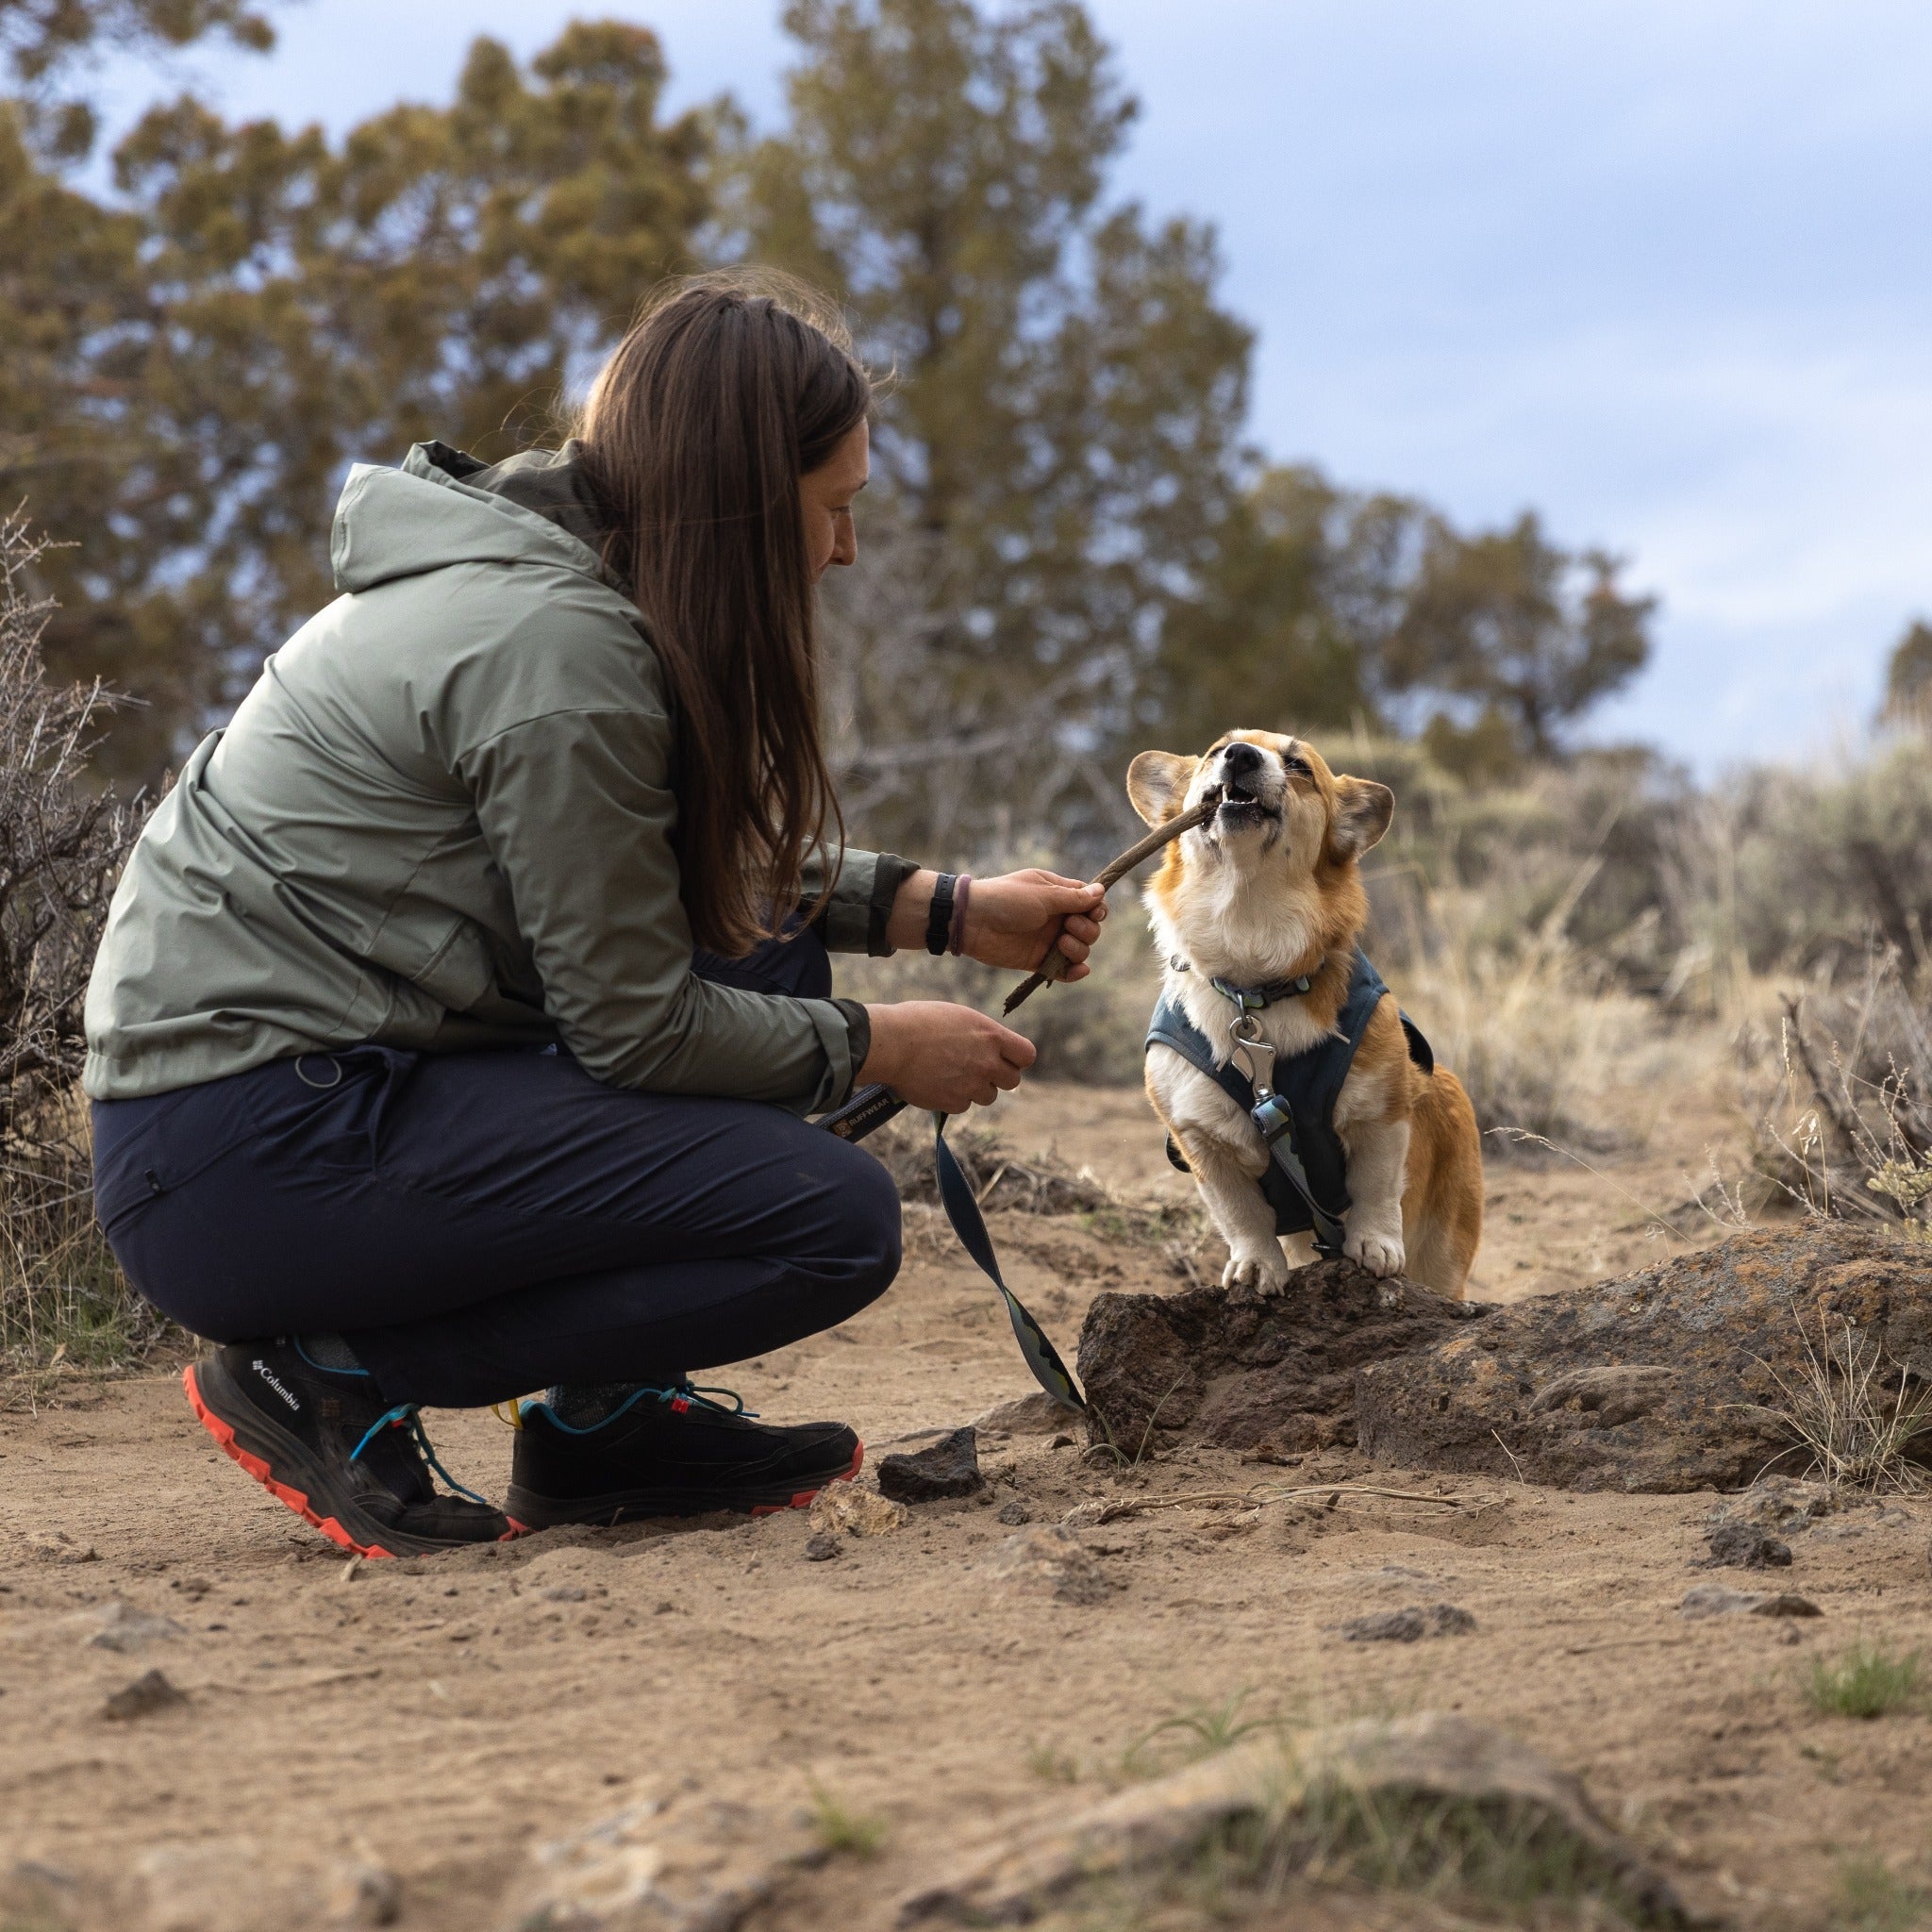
[[88, 931, 901, 1408]]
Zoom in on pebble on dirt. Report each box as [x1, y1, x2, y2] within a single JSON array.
[[74, 1602, 186, 1654], [877, 1426, 985, 1502], [1696, 1522, 1793, 1570], [995, 1501, 1032, 1526], [808, 1486, 909, 1538], [972, 1392, 1074, 1435], [804, 1531, 843, 1562], [101, 1669, 188, 1722], [1337, 1603, 1476, 1642], [984, 1526, 1115, 1606]]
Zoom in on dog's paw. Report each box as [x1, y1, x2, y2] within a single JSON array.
[[1222, 1247, 1291, 1295], [1343, 1229, 1406, 1279]]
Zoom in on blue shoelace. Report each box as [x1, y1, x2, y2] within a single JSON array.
[[518, 1378, 758, 1435], [290, 1341, 491, 1508], [348, 1404, 491, 1507]]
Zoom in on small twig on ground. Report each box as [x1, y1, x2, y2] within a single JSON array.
[[1093, 1482, 1474, 1523], [1491, 1427, 1528, 1485]]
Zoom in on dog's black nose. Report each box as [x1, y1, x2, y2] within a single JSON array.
[[1223, 741, 1262, 776]]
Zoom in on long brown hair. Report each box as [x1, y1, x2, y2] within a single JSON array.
[[579, 271, 872, 957]]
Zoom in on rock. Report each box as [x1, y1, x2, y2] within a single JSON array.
[[501, 1787, 824, 1932], [1336, 1603, 1475, 1642], [1, 1858, 82, 1929], [102, 1669, 189, 1722], [1696, 1522, 1792, 1570], [877, 1427, 984, 1502], [134, 1840, 400, 1931], [803, 1532, 843, 1562], [972, 1392, 1075, 1436], [897, 1712, 1687, 1927], [995, 1502, 1032, 1526], [1679, 1586, 1822, 1620], [25, 1533, 97, 1565], [324, 1863, 400, 1927], [72, 1601, 186, 1653], [983, 1527, 1115, 1607], [808, 1486, 908, 1539], [1716, 1476, 1838, 1532], [1076, 1258, 1485, 1455], [1357, 1224, 1932, 1492]]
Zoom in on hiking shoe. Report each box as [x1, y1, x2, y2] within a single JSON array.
[[504, 1383, 862, 1528], [184, 1341, 513, 1558]]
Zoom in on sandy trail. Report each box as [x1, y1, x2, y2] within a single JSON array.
[[2, 1077, 1927, 1930]]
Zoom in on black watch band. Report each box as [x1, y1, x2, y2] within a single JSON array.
[[924, 873, 958, 956]]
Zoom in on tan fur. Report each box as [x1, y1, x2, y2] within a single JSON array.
[[1129, 730, 1483, 1298]]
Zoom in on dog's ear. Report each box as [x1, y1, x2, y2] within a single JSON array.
[[1126, 750, 1199, 828], [1328, 775, 1394, 860]]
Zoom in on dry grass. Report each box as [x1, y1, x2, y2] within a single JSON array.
[[1741, 1305, 1932, 1493], [0, 509, 153, 1380], [1745, 949, 1932, 1237]]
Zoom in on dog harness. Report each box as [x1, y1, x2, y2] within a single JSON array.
[[1145, 948, 1435, 1258]]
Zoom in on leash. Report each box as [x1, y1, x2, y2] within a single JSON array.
[[817, 796, 1217, 1412]]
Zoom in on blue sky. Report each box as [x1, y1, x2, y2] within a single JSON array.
[[89, 1, 1932, 772]]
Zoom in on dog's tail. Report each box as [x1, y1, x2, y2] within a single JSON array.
[[1403, 1066, 1484, 1297]]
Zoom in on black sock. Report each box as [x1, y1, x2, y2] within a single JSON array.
[[298, 1332, 367, 1375], [546, 1381, 668, 1427]]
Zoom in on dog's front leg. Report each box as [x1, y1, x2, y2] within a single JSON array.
[[1339, 1115, 1410, 1278], [1151, 1054, 1290, 1293]]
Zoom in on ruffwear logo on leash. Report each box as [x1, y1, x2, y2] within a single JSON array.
[[251, 1358, 301, 1411]]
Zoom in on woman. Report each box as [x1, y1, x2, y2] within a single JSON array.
[[83, 274, 1107, 1559]]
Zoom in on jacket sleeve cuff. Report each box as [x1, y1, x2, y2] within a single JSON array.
[[866, 853, 922, 957], [831, 997, 872, 1101]]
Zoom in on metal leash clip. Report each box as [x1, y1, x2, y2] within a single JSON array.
[[1227, 1008, 1276, 1101]]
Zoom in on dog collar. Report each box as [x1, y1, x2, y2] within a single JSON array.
[[1169, 958, 1315, 1009]]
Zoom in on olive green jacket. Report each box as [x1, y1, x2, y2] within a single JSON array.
[[83, 442, 913, 1112]]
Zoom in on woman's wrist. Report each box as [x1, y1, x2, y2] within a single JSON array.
[[884, 869, 940, 952]]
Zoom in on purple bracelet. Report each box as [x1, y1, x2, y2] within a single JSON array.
[[948, 874, 972, 956]]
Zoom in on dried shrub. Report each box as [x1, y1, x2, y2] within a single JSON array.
[[1747, 949, 1932, 1236], [0, 508, 155, 1371]]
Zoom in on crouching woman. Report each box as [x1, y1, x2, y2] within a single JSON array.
[[81, 274, 1105, 1557]]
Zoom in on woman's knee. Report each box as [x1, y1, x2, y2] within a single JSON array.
[[821, 1139, 903, 1295]]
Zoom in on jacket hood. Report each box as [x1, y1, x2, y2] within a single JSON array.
[[330, 441, 627, 597]]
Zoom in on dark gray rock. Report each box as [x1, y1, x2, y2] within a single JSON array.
[[1338, 1603, 1476, 1642], [101, 1669, 188, 1721], [877, 1426, 984, 1502], [995, 1501, 1032, 1526], [803, 1531, 843, 1562], [1697, 1521, 1792, 1570]]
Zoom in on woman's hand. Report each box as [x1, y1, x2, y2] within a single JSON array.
[[959, 869, 1108, 978], [886, 868, 1108, 979], [858, 1001, 1036, 1113]]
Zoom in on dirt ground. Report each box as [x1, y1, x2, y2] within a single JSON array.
[[3, 1065, 1929, 1931]]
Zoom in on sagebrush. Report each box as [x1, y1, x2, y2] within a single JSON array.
[[0, 509, 153, 1374]]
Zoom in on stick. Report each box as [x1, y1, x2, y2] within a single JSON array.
[[1003, 798, 1216, 1015], [1091, 1482, 1473, 1523]]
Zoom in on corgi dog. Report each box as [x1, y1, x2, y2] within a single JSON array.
[[1129, 731, 1483, 1298]]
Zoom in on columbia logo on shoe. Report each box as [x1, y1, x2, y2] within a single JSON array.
[[251, 1359, 302, 1412]]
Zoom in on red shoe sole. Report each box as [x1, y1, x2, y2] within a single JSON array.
[[749, 1437, 866, 1518], [183, 1364, 520, 1561], [502, 1438, 865, 1536]]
